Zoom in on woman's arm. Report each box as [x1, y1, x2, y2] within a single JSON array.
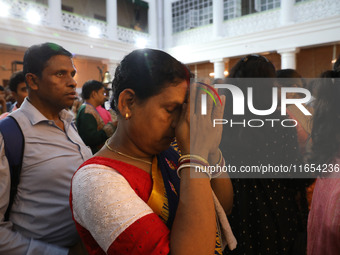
[[170, 168, 216, 255], [209, 149, 233, 215], [170, 84, 227, 255]]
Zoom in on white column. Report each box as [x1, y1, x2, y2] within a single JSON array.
[[106, 0, 117, 40], [48, 0, 62, 29], [278, 48, 299, 69], [280, 0, 295, 26], [146, 0, 157, 48], [164, 0, 174, 49], [156, 0, 164, 49], [213, 0, 224, 38], [211, 58, 225, 79]]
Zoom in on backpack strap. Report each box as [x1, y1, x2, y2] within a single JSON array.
[[0, 116, 25, 221]]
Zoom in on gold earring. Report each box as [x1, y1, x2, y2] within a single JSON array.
[[125, 113, 129, 120]]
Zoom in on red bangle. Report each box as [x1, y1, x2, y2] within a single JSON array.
[[179, 158, 209, 167]]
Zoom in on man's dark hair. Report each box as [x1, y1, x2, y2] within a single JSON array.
[[81, 80, 104, 100], [23, 42, 72, 77], [111, 48, 191, 113], [8, 71, 26, 93]]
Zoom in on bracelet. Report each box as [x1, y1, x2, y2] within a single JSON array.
[[179, 158, 210, 167], [216, 149, 223, 166], [177, 163, 212, 179], [179, 154, 209, 165], [211, 156, 224, 178], [210, 149, 225, 178]]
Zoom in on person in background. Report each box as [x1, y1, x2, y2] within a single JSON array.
[[276, 69, 305, 99], [0, 42, 92, 255], [96, 88, 112, 125], [0, 71, 28, 120], [307, 69, 340, 255], [76, 80, 115, 154], [276, 69, 313, 155], [333, 55, 340, 72], [0, 85, 7, 114], [70, 92, 82, 120], [221, 55, 311, 255]]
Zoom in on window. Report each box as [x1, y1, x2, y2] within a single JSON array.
[[172, 0, 213, 33], [62, 4, 74, 13], [117, 0, 149, 32], [224, 0, 242, 20], [255, 0, 280, 12]]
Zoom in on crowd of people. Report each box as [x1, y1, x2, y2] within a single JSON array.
[[0, 42, 339, 255]]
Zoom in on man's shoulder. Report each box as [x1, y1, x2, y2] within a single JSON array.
[[10, 107, 28, 121], [78, 104, 98, 117]]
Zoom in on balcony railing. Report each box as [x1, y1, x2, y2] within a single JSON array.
[[117, 26, 150, 45], [61, 11, 108, 39], [222, 8, 280, 38], [295, 0, 340, 23], [2, 0, 149, 46], [8, 0, 49, 26], [171, 0, 339, 47]]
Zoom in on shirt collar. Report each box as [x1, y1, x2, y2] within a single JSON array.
[[20, 98, 74, 126]]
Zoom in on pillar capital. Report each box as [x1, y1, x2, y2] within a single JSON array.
[[278, 48, 300, 70], [277, 47, 300, 54], [210, 58, 225, 63]]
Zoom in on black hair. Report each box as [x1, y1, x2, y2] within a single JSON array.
[[23, 42, 72, 78], [334, 55, 340, 72], [8, 71, 26, 93], [220, 54, 281, 153], [276, 69, 306, 94], [308, 70, 340, 165], [81, 80, 104, 100], [110, 48, 190, 112], [225, 54, 277, 114], [276, 69, 302, 79], [229, 54, 276, 78]]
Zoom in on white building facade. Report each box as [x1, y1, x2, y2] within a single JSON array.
[[0, 0, 339, 80]]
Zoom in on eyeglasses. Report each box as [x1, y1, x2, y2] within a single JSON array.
[[241, 54, 270, 63]]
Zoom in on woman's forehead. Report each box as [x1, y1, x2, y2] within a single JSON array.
[[156, 81, 188, 101]]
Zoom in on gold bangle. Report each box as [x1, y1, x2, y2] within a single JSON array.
[[177, 163, 211, 179], [179, 154, 209, 165]]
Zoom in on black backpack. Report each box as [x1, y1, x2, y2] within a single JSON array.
[[0, 116, 24, 221]]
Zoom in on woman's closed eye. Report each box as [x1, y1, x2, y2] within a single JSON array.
[[166, 108, 176, 113]]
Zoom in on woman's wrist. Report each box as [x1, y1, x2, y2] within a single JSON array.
[[208, 149, 220, 165], [177, 154, 211, 179]]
